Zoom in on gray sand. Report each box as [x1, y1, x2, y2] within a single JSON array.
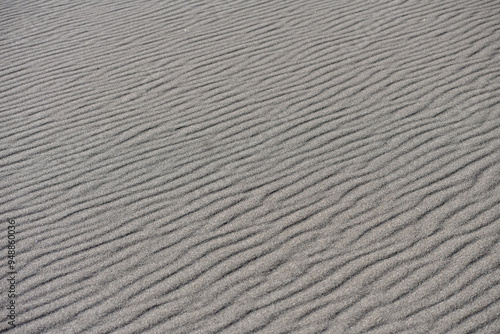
[[1, 0, 500, 333]]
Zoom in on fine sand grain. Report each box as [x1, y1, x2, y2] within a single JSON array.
[[1, 0, 500, 333]]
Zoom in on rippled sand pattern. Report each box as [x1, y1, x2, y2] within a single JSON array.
[[1, 0, 500, 333]]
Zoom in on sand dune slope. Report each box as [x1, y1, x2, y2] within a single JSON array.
[[1, 0, 500, 333]]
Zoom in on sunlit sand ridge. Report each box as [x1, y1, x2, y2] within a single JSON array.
[[1, 0, 499, 333]]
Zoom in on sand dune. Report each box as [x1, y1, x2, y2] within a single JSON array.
[[1, 0, 500, 333]]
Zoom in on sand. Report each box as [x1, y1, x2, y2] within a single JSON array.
[[1, 0, 500, 333]]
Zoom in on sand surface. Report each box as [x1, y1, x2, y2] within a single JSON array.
[[1, 0, 500, 333]]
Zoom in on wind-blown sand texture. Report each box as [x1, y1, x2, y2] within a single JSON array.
[[1, 0, 500, 333]]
